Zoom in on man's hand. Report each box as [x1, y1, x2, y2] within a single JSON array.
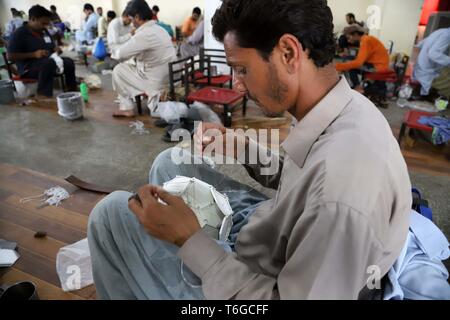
[[194, 122, 249, 160], [128, 185, 201, 247], [33, 49, 49, 59], [130, 28, 136, 36]]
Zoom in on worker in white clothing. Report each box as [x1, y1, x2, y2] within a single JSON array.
[[111, 0, 176, 117], [107, 10, 133, 52]]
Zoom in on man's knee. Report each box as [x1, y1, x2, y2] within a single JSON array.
[[112, 63, 127, 82], [88, 190, 132, 231], [150, 147, 183, 174]]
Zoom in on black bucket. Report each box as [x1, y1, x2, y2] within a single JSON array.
[[0, 79, 15, 104]]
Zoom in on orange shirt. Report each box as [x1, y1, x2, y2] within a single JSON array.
[[181, 17, 198, 37], [336, 35, 390, 72]]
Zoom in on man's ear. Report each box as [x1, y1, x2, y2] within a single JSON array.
[[277, 34, 302, 74]]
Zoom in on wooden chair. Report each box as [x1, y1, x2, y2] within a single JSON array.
[[196, 48, 233, 89], [183, 58, 246, 127]]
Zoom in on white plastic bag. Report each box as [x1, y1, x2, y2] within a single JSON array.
[[50, 52, 64, 75], [84, 74, 102, 89], [190, 101, 222, 124], [154, 101, 189, 124], [56, 238, 93, 292], [398, 84, 413, 99], [14, 81, 37, 99]]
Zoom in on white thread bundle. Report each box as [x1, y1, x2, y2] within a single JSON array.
[[20, 186, 70, 207], [129, 120, 149, 135]]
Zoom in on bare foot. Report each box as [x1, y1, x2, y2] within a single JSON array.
[[113, 110, 135, 118]]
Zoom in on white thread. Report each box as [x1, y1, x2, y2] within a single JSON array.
[[20, 186, 70, 207], [129, 121, 149, 135], [180, 261, 202, 288]]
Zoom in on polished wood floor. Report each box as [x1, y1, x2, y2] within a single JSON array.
[[0, 163, 102, 299]]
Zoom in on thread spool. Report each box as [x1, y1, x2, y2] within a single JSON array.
[[56, 92, 84, 121]]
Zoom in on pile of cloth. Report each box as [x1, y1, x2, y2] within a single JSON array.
[[418, 116, 450, 145]]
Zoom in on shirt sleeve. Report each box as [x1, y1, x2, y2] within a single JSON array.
[[111, 31, 152, 61], [85, 15, 98, 33], [241, 138, 283, 190], [428, 34, 450, 67], [336, 37, 371, 72], [178, 202, 382, 299]]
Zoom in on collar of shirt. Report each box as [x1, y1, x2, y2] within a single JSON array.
[[281, 77, 353, 168]]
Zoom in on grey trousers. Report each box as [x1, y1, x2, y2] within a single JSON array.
[[87, 147, 268, 299]]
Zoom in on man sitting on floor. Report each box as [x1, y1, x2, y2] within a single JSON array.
[[335, 25, 390, 90], [110, 0, 176, 117], [7, 5, 77, 98], [88, 0, 414, 299], [107, 10, 133, 53], [413, 27, 450, 99], [75, 3, 99, 45]]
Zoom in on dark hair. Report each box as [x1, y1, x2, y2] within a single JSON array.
[[107, 11, 117, 19], [346, 13, 355, 20], [212, 0, 336, 68], [349, 31, 365, 36], [126, 0, 153, 20], [11, 8, 21, 17], [29, 5, 53, 19], [152, 5, 160, 13], [84, 4, 94, 12], [193, 7, 201, 15], [50, 5, 56, 11]]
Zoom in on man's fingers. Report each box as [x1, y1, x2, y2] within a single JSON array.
[[137, 185, 159, 209], [155, 187, 182, 206], [128, 198, 144, 220]]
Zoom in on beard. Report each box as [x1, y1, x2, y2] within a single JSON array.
[[258, 62, 289, 117]]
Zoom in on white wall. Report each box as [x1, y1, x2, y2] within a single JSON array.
[[328, 0, 373, 34], [369, 0, 423, 54]]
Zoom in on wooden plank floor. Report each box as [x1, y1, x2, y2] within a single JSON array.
[[0, 163, 103, 300]]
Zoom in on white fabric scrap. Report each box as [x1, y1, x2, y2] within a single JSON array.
[[129, 120, 149, 135], [20, 186, 70, 207]]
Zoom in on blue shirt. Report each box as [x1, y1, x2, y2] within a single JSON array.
[[413, 27, 450, 95], [7, 25, 55, 76], [76, 13, 99, 43], [4, 17, 24, 38]]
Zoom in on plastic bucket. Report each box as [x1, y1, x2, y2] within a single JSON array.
[[0, 79, 16, 104], [56, 92, 84, 121]]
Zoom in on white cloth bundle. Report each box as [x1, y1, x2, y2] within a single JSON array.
[[50, 52, 64, 75]]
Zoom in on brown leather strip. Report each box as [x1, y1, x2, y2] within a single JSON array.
[[65, 175, 115, 194]]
